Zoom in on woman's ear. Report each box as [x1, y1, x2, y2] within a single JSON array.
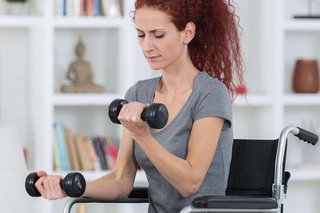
[[183, 22, 196, 45]]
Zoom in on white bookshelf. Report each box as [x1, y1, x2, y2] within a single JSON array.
[[278, 1, 320, 212], [233, 4, 320, 213]]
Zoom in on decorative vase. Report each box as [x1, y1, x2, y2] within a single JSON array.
[[292, 59, 320, 93]]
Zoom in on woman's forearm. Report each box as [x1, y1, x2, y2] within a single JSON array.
[[84, 170, 135, 200]]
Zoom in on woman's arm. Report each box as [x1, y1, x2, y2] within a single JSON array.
[[117, 101, 224, 198], [134, 117, 224, 198]]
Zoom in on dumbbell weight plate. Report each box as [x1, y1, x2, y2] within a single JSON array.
[[25, 172, 41, 197], [142, 103, 168, 129], [108, 99, 128, 124], [62, 172, 86, 197]]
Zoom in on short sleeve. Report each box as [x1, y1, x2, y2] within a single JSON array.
[[194, 82, 232, 127], [124, 83, 138, 102]]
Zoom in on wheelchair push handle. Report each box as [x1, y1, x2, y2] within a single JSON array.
[[295, 127, 318, 145]]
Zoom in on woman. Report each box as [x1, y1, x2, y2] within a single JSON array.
[[35, 0, 243, 212]]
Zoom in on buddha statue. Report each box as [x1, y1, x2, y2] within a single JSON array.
[[61, 38, 104, 93]]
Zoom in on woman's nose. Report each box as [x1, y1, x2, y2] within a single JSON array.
[[141, 37, 154, 52]]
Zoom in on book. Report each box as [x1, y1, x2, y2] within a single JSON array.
[[53, 122, 70, 171], [65, 127, 80, 170], [116, 0, 123, 16], [92, 137, 108, 170], [74, 135, 90, 170], [85, 136, 100, 170], [55, 0, 64, 16], [98, 137, 112, 169], [52, 128, 61, 171], [101, 0, 121, 17], [75, 135, 100, 170], [86, 0, 93, 16], [93, 0, 101, 16], [106, 135, 118, 168]]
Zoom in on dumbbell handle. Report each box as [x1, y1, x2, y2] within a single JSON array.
[[25, 172, 86, 198], [108, 99, 168, 129]]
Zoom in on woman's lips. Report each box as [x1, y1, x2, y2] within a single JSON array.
[[146, 55, 160, 62]]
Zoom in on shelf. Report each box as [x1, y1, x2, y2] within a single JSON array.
[[53, 17, 126, 28], [233, 94, 274, 107], [0, 16, 43, 27], [284, 94, 320, 106], [290, 166, 320, 182], [53, 93, 120, 106], [284, 19, 320, 31], [53, 94, 277, 107]]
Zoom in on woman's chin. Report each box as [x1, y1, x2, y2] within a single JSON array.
[[148, 63, 163, 71]]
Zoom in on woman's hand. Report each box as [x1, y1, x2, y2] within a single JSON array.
[[34, 170, 66, 200], [117, 101, 150, 140]]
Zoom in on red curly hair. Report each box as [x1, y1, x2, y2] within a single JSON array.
[[134, 0, 244, 96]]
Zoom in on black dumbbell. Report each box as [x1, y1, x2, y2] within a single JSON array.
[[25, 172, 86, 198], [108, 99, 169, 129]]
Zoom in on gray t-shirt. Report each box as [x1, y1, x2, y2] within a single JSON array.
[[125, 71, 233, 213]]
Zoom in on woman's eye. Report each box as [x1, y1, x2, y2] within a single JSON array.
[[137, 34, 145, 38], [155, 34, 165, 39]]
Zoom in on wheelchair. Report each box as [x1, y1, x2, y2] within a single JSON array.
[[64, 126, 318, 213]]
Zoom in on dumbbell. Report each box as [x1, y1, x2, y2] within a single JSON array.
[[108, 99, 169, 129], [25, 172, 86, 198]]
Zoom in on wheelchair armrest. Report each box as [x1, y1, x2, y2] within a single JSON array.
[[191, 195, 279, 209], [63, 187, 149, 213]]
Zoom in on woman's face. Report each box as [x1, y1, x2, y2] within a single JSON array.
[[134, 7, 187, 70]]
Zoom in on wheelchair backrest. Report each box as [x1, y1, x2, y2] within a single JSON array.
[[225, 139, 284, 197]]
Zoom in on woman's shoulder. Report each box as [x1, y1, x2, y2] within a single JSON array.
[[125, 76, 161, 102], [196, 71, 229, 94], [127, 76, 159, 91], [136, 76, 161, 87]]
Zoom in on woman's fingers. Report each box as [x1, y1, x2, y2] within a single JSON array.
[[118, 102, 146, 124], [35, 176, 46, 197], [37, 170, 48, 177], [35, 175, 64, 200]]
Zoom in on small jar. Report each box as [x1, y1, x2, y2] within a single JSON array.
[[292, 59, 320, 93]]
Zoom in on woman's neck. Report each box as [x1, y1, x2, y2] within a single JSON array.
[[159, 63, 199, 95]]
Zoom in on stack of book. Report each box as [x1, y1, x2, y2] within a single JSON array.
[[55, 0, 124, 17], [53, 122, 118, 171]]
